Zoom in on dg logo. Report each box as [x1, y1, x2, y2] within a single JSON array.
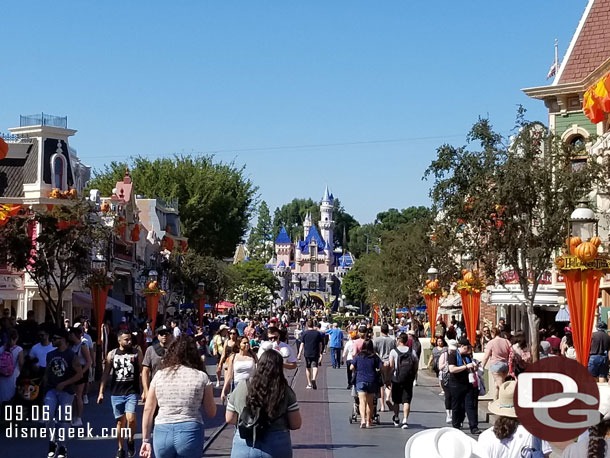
[[514, 356, 601, 442]]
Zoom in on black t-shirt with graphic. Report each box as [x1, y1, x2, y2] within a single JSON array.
[[46, 348, 76, 394], [110, 347, 140, 396]]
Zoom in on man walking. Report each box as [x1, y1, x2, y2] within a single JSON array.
[[326, 322, 344, 369], [589, 321, 610, 382], [44, 329, 83, 458], [141, 324, 173, 402], [374, 323, 396, 410], [98, 330, 143, 458], [389, 332, 417, 429], [298, 320, 323, 389]]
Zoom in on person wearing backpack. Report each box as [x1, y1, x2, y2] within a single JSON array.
[[226, 349, 301, 458], [0, 327, 24, 405], [388, 332, 417, 429], [448, 337, 481, 435]]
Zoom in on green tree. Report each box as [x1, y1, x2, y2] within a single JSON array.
[[0, 201, 111, 324], [247, 201, 273, 261], [88, 155, 258, 258], [272, 198, 319, 241], [229, 260, 280, 293], [424, 112, 601, 356], [333, 199, 359, 250], [181, 251, 234, 310], [341, 257, 369, 305]]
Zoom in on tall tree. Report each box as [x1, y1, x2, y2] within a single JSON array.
[[88, 155, 258, 258], [424, 112, 601, 357], [332, 199, 359, 250], [0, 201, 111, 324], [247, 201, 273, 261], [272, 198, 318, 241], [181, 251, 234, 308]]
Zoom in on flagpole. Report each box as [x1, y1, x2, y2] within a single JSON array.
[[554, 38, 558, 72]]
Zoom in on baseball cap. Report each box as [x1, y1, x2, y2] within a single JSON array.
[[219, 324, 230, 331], [155, 325, 171, 335], [52, 329, 70, 341]]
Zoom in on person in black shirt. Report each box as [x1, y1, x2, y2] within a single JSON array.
[[589, 322, 610, 382], [447, 337, 481, 435], [297, 320, 323, 390], [98, 330, 143, 458]]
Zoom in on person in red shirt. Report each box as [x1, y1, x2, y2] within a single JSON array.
[[545, 327, 561, 355], [351, 326, 367, 357]]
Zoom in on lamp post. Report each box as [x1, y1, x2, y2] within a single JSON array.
[[556, 201, 606, 366], [197, 281, 206, 323], [456, 269, 484, 345], [423, 266, 442, 341]]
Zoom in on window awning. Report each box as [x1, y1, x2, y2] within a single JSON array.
[[72, 292, 133, 312], [488, 286, 563, 308]]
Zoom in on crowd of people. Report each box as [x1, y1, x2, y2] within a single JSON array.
[[0, 305, 609, 458]]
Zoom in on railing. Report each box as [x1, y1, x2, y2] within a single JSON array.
[[19, 113, 68, 128], [0, 132, 33, 143]]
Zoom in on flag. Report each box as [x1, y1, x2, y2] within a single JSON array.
[[546, 61, 557, 80]]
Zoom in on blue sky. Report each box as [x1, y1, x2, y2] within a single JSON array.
[[0, 1, 587, 224]]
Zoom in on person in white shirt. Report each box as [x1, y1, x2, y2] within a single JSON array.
[[478, 381, 552, 458], [30, 327, 55, 369], [170, 319, 181, 338], [257, 326, 296, 370], [319, 318, 330, 354], [342, 331, 356, 389]]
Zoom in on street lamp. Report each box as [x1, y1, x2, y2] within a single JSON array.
[[148, 270, 158, 283], [427, 267, 438, 282], [569, 201, 598, 241]]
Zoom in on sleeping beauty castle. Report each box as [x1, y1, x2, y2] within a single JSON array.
[[270, 187, 354, 307]]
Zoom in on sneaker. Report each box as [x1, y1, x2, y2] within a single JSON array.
[[346, 385, 352, 390], [401, 420, 409, 430], [312, 380, 317, 390], [438, 391, 444, 396], [115, 449, 126, 458], [413, 379, 417, 386], [446, 413, 452, 423], [83, 394, 89, 404], [47, 441, 58, 458], [470, 428, 482, 435], [306, 384, 312, 389], [71, 417, 83, 427], [392, 415, 400, 427], [127, 440, 135, 458], [215, 381, 220, 388], [56, 446, 67, 458]]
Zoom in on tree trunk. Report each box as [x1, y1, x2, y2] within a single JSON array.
[[526, 302, 539, 363], [55, 291, 64, 325]]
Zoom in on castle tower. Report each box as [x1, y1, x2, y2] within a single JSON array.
[[303, 212, 312, 238], [274, 227, 292, 268], [319, 186, 334, 252]]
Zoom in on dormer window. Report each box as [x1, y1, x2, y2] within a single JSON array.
[[51, 154, 67, 190]]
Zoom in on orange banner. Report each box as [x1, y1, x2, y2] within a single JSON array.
[[563, 269, 602, 366], [424, 295, 440, 338], [583, 72, 610, 123], [458, 289, 481, 345], [146, 293, 160, 332], [91, 285, 111, 345]]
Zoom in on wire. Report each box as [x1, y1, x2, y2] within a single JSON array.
[[79, 133, 467, 160]]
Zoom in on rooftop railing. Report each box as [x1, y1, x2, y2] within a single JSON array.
[[20, 113, 68, 128]]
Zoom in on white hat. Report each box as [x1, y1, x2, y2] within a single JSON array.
[[219, 324, 229, 331], [488, 381, 517, 418], [405, 427, 486, 458], [447, 339, 458, 351]]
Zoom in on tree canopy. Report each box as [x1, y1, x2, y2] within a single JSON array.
[[247, 201, 274, 261], [88, 155, 258, 258]]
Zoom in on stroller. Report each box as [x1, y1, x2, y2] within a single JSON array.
[[348, 385, 380, 425]]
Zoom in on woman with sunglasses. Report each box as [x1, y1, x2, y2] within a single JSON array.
[[221, 336, 257, 403]]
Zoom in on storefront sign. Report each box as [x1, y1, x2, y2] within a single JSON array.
[[500, 270, 552, 284], [559, 256, 610, 271], [0, 274, 24, 290]]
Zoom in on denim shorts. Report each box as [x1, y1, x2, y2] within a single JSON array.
[[588, 354, 609, 378], [490, 362, 509, 373], [154, 421, 204, 458], [111, 393, 138, 419], [356, 381, 377, 394]]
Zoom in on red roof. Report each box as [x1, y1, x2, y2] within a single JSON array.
[[112, 168, 133, 203], [558, 0, 610, 84]]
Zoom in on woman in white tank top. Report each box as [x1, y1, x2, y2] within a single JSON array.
[[220, 336, 256, 403]]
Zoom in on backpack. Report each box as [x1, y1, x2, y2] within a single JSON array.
[[0, 346, 16, 377], [521, 436, 545, 458], [396, 350, 416, 384], [238, 404, 271, 444]]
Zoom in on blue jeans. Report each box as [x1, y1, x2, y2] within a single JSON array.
[[330, 347, 341, 367], [231, 428, 292, 458], [153, 422, 204, 458], [44, 389, 74, 444]]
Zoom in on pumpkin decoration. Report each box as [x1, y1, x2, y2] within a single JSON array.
[[464, 272, 475, 284], [50, 188, 61, 199], [555, 257, 565, 269], [68, 188, 78, 198], [568, 236, 582, 255], [590, 236, 602, 248], [575, 241, 598, 262]]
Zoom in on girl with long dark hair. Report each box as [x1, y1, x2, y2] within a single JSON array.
[[226, 349, 302, 458], [351, 339, 382, 428], [140, 336, 216, 458]]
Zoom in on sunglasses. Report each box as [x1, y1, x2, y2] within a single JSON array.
[[269, 335, 279, 341], [158, 332, 171, 336], [230, 332, 237, 335]]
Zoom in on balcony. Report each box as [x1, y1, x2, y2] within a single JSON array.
[[20, 113, 68, 129]]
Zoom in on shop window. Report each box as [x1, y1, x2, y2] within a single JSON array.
[[51, 154, 67, 190]]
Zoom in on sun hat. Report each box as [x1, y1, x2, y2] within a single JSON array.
[[488, 381, 517, 417], [404, 427, 486, 458], [219, 324, 230, 331], [447, 339, 458, 351]]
